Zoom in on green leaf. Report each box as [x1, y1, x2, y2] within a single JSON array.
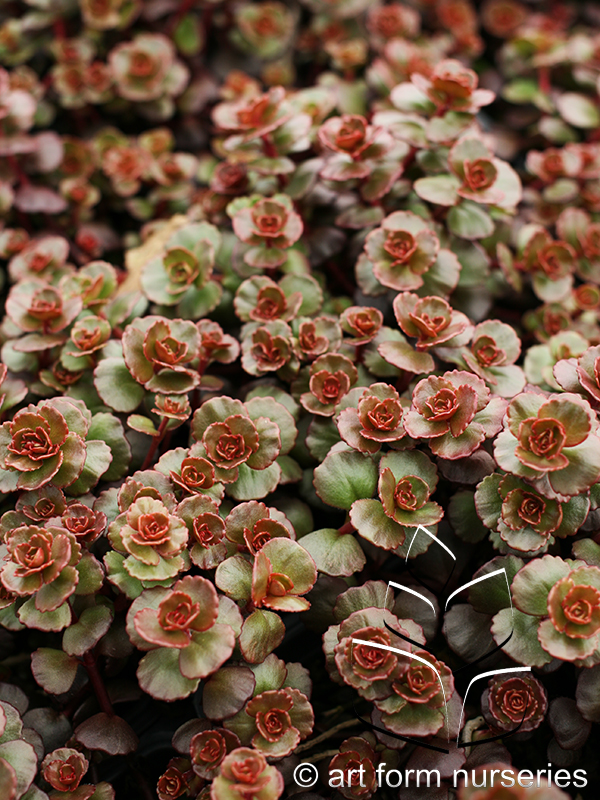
[[63, 605, 113, 657], [227, 461, 281, 501], [87, 413, 131, 481], [491, 607, 552, 668], [17, 598, 71, 631], [447, 201, 494, 239], [31, 648, 79, 694], [448, 489, 489, 543], [511, 555, 570, 616], [104, 551, 144, 600], [299, 528, 366, 577], [413, 174, 460, 206], [94, 357, 145, 413], [556, 92, 600, 129], [239, 610, 286, 664], [75, 552, 104, 595], [174, 13, 203, 56], [127, 414, 159, 436], [0, 740, 37, 798], [202, 666, 256, 720], [66, 440, 112, 496], [215, 555, 253, 602], [313, 450, 378, 510], [350, 499, 405, 551], [468, 556, 524, 614]]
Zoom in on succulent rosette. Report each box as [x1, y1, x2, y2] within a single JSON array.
[[328, 737, 379, 800], [363, 211, 440, 291], [41, 747, 93, 799], [336, 382, 409, 454], [441, 320, 526, 398], [324, 606, 425, 701], [232, 2, 296, 59], [494, 391, 600, 497], [482, 674, 548, 733], [233, 275, 306, 323], [491, 556, 600, 666], [251, 538, 317, 612], [554, 343, 600, 404], [107, 495, 189, 582], [0, 397, 89, 493], [176, 494, 227, 570], [318, 114, 397, 184], [374, 647, 454, 738], [406, 59, 495, 113], [292, 315, 342, 361], [8, 235, 71, 282], [224, 501, 294, 556], [191, 395, 297, 500], [141, 222, 223, 318], [404, 370, 507, 459], [122, 315, 201, 395], [350, 450, 442, 553], [223, 687, 314, 758], [240, 321, 295, 377], [229, 193, 303, 269], [190, 727, 241, 780], [379, 293, 472, 375], [0, 523, 101, 631], [520, 227, 576, 303], [298, 353, 358, 416], [127, 576, 239, 700], [6, 279, 82, 338], [109, 33, 189, 106], [475, 473, 589, 555], [210, 748, 283, 800], [339, 306, 383, 345]]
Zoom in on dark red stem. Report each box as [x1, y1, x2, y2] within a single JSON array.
[[141, 417, 168, 470], [82, 651, 115, 717]]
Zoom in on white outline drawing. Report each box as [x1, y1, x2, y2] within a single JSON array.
[[351, 525, 528, 752]]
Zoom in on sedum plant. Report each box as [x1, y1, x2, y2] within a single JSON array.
[[1, 0, 600, 797]]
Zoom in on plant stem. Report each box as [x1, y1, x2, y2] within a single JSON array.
[[304, 748, 340, 763], [141, 417, 168, 470], [295, 718, 359, 754], [338, 521, 355, 536], [82, 651, 115, 717]]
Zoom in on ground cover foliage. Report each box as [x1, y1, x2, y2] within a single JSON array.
[[2, 0, 600, 798]]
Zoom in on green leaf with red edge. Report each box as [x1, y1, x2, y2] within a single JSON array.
[[350, 499, 406, 551], [31, 648, 79, 694], [491, 607, 552, 668], [227, 461, 281, 501], [66, 440, 113, 496], [239, 610, 285, 664], [179, 625, 236, 680], [377, 339, 435, 374], [202, 666, 256, 720], [448, 200, 494, 240], [511, 555, 571, 616], [18, 598, 72, 632], [127, 415, 158, 436], [299, 528, 366, 577], [556, 92, 600, 129], [63, 605, 113, 657], [314, 450, 378, 510], [0, 741, 37, 798], [414, 174, 460, 206], [94, 357, 145, 413]]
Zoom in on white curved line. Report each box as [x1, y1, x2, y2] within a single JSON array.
[[405, 525, 457, 561], [385, 581, 437, 615], [351, 638, 450, 742], [456, 666, 531, 743], [444, 567, 512, 613]]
